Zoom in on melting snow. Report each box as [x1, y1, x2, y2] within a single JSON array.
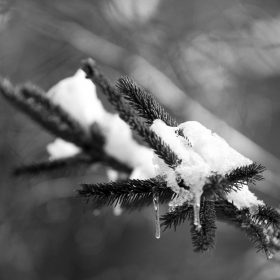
[[150, 119, 264, 227]]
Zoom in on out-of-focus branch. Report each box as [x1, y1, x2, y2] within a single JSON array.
[[20, 6, 280, 196]]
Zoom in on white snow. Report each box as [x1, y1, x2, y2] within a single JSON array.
[[100, 113, 155, 178], [47, 138, 81, 160], [46, 70, 155, 180], [226, 185, 264, 212], [47, 69, 105, 129], [178, 121, 252, 174], [150, 119, 263, 221], [46, 70, 263, 216]]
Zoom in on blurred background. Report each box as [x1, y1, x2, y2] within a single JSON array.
[[0, 0, 280, 279]]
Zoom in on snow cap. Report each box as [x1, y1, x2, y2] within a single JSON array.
[[150, 119, 263, 211]]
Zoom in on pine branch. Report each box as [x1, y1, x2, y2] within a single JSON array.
[[215, 200, 274, 257], [160, 200, 217, 252], [13, 152, 132, 179], [161, 200, 225, 234], [251, 205, 280, 230], [203, 174, 241, 200], [20, 83, 78, 131], [116, 76, 178, 127], [12, 156, 97, 178], [2, 61, 276, 256], [160, 203, 193, 231], [190, 200, 217, 253], [203, 163, 266, 200], [225, 163, 265, 184], [245, 224, 273, 257], [161, 193, 279, 255], [1, 79, 134, 175], [156, 162, 268, 234], [75, 178, 175, 209], [0, 79, 94, 150], [82, 58, 181, 168], [138, 125, 182, 167]]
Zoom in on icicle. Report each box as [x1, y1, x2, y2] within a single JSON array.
[[193, 194, 202, 231], [153, 194, 160, 239]]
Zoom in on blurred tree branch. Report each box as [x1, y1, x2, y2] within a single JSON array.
[[18, 2, 280, 197]]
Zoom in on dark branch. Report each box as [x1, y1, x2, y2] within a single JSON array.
[[225, 163, 265, 184], [160, 203, 192, 231], [82, 58, 181, 168], [0, 79, 94, 151], [13, 156, 96, 178], [215, 200, 275, 258], [75, 178, 175, 209], [116, 76, 178, 127], [190, 200, 217, 253]]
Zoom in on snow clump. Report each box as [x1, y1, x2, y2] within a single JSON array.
[[150, 119, 264, 228]]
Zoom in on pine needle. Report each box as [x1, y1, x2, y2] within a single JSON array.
[[116, 76, 178, 127]]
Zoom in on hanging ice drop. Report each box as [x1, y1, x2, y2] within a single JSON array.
[[193, 195, 202, 230], [153, 194, 160, 239]]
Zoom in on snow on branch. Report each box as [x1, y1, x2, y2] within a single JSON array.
[[0, 77, 132, 176], [80, 58, 280, 257], [1, 58, 279, 257], [0, 79, 93, 149]]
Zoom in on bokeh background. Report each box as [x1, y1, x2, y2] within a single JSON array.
[[0, 0, 280, 279]]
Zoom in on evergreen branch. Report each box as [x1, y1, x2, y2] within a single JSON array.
[[0, 79, 94, 150], [161, 198, 279, 255], [203, 163, 266, 200], [215, 200, 275, 257], [251, 205, 280, 230], [161, 200, 237, 234], [245, 224, 273, 256], [82, 58, 181, 168], [160, 203, 193, 231], [116, 76, 178, 127], [12, 156, 97, 178], [190, 200, 217, 253], [0, 79, 131, 176], [203, 174, 242, 200], [75, 178, 174, 209], [19, 83, 79, 131], [157, 163, 270, 237], [138, 125, 182, 167], [13, 153, 132, 178], [225, 163, 265, 184], [160, 200, 217, 252]]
